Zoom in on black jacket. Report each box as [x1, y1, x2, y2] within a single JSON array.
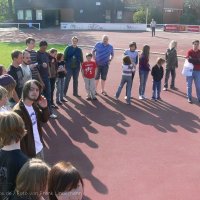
[[151, 64, 164, 82]]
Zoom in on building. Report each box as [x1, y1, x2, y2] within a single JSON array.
[[14, 0, 124, 27]]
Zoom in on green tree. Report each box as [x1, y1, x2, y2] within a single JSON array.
[[0, 0, 14, 22], [133, 8, 147, 23]]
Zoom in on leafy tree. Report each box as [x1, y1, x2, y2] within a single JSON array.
[[0, 0, 13, 22]]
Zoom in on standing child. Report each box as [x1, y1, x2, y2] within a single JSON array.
[[115, 56, 135, 104], [151, 58, 165, 101], [56, 53, 67, 105], [81, 53, 97, 100]]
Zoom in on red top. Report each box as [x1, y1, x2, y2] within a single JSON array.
[[186, 49, 200, 70], [82, 61, 97, 79]]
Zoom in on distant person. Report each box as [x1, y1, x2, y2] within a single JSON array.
[[49, 48, 58, 109], [7, 50, 24, 105], [163, 40, 178, 91], [115, 55, 135, 105], [151, 58, 165, 101], [13, 80, 50, 159], [21, 50, 32, 84], [186, 40, 200, 103], [56, 53, 67, 105], [139, 45, 151, 100], [64, 36, 83, 98], [124, 42, 138, 99], [92, 35, 114, 96], [0, 111, 28, 200], [37, 40, 57, 119], [150, 19, 156, 37], [11, 158, 50, 200], [48, 161, 84, 200], [25, 37, 43, 86], [81, 53, 97, 100]]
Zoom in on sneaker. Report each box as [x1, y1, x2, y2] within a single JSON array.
[[50, 113, 58, 119], [139, 95, 143, 100], [92, 97, 98, 100], [188, 98, 192, 103], [56, 101, 63, 105], [51, 104, 59, 109], [142, 95, 147, 99], [163, 87, 167, 91], [114, 95, 118, 100], [124, 96, 127, 100], [151, 97, 156, 101], [157, 97, 162, 101], [86, 96, 91, 101], [61, 99, 68, 102]]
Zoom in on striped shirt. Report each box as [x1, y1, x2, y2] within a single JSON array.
[[92, 42, 114, 66], [25, 49, 40, 80], [122, 64, 134, 76]]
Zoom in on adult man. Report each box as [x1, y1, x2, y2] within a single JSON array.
[[25, 37, 43, 85], [150, 19, 156, 37], [37, 40, 57, 119], [186, 40, 200, 103], [64, 36, 83, 97], [7, 50, 23, 104], [92, 35, 114, 96], [13, 80, 50, 159], [21, 51, 32, 84]]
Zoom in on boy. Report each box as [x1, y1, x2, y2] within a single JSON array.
[[81, 53, 97, 100], [151, 58, 165, 101], [0, 111, 28, 200]]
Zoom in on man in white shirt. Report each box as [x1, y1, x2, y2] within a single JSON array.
[[13, 80, 50, 159], [150, 19, 156, 37]]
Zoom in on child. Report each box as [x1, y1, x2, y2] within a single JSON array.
[[49, 48, 58, 109], [48, 161, 84, 200], [0, 111, 28, 200], [124, 42, 138, 99], [151, 58, 165, 101], [56, 53, 67, 105], [81, 53, 97, 100], [115, 56, 135, 104], [139, 45, 151, 100], [0, 86, 9, 112], [0, 74, 16, 109]]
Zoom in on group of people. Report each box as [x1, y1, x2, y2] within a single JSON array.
[[0, 111, 83, 200]]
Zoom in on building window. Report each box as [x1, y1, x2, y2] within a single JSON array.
[[25, 10, 32, 20], [36, 10, 43, 20], [17, 10, 24, 20], [117, 11, 122, 20]]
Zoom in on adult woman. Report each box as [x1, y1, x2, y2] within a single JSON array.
[[48, 161, 84, 200], [163, 40, 178, 91], [139, 45, 150, 100]]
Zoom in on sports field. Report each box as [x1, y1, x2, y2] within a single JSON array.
[[1, 28, 200, 200]]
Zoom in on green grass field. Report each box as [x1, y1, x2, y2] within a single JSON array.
[[0, 42, 66, 68]]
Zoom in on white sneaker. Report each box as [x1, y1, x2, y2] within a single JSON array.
[[142, 95, 147, 99], [139, 95, 143, 100], [124, 96, 127, 100], [50, 113, 57, 119]]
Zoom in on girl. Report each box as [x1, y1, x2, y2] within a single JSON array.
[[56, 53, 67, 105], [115, 56, 135, 104], [48, 161, 84, 200], [139, 45, 150, 100]]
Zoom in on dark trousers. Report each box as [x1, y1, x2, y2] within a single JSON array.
[[152, 27, 155, 37], [50, 77, 56, 105], [64, 67, 80, 96], [164, 68, 176, 88], [126, 71, 135, 96]]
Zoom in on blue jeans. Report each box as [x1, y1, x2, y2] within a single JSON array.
[[42, 78, 52, 113], [56, 78, 64, 102], [116, 76, 132, 103], [64, 67, 80, 96], [186, 70, 200, 100], [139, 70, 149, 96], [152, 80, 161, 99]]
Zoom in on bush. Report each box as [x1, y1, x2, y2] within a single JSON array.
[[133, 8, 147, 23]]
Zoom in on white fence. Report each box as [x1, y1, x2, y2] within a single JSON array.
[[60, 23, 147, 31], [0, 23, 41, 30]]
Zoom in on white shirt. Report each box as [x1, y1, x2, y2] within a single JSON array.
[[24, 104, 43, 154], [20, 64, 32, 84]]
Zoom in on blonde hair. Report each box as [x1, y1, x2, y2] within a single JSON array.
[[0, 86, 8, 100], [16, 159, 50, 196], [2, 80, 16, 98], [0, 111, 26, 145], [169, 40, 177, 50]]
